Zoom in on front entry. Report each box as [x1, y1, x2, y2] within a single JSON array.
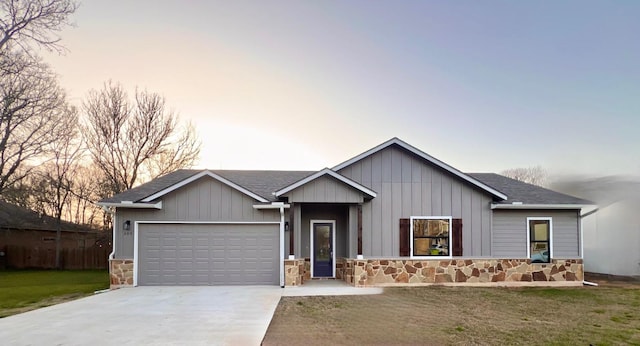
[[311, 220, 335, 277]]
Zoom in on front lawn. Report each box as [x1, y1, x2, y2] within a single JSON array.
[[0, 270, 109, 318], [263, 284, 640, 345]]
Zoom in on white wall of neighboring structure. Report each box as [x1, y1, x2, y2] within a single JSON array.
[[582, 197, 640, 277]]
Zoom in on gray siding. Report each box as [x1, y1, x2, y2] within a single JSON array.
[[338, 145, 494, 257], [115, 176, 279, 258], [283, 175, 364, 203], [492, 210, 581, 258]]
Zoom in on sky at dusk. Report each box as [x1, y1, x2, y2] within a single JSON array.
[[42, 1, 640, 179]]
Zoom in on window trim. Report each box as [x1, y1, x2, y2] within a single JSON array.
[[410, 216, 453, 259], [526, 217, 553, 262]]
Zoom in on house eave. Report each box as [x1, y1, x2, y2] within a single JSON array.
[[491, 203, 588, 210], [253, 203, 291, 209], [98, 201, 163, 209]]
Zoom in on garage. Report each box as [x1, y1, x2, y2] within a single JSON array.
[[137, 223, 279, 286]]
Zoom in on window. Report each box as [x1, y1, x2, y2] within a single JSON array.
[[410, 217, 451, 257], [527, 218, 552, 263]]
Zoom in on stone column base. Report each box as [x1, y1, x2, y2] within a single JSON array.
[[284, 259, 305, 286], [110, 259, 134, 288]]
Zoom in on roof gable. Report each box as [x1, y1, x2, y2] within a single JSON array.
[[333, 137, 508, 200], [274, 168, 377, 199], [140, 170, 270, 203]]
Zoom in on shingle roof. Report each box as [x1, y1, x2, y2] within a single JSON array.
[[99, 169, 202, 203], [467, 173, 592, 205], [213, 170, 315, 201], [100, 169, 315, 203], [102, 170, 591, 206], [0, 200, 94, 232]]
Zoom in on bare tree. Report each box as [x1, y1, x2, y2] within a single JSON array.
[[0, 53, 71, 195], [0, 0, 78, 54], [83, 81, 201, 196], [0, 0, 77, 197], [501, 165, 548, 187], [40, 106, 82, 268], [66, 164, 106, 226]]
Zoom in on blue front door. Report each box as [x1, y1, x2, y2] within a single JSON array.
[[313, 223, 333, 277]]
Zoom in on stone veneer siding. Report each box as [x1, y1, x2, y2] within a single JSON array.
[[284, 259, 305, 286], [114, 257, 581, 288], [342, 258, 583, 287], [110, 259, 134, 288]]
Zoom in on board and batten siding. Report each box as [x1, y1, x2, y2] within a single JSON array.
[[282, 175, 364, 203], [492, 210, 581, 259], [114, 176, 279, 258], [337, 145, 494, 257]]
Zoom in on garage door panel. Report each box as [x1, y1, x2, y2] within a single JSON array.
[[138, 224, 279, 286]]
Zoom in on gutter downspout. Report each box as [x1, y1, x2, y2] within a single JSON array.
[[101, 206, 116, 260], [581, 207, 600, 287], [279, 205, 285, 288]]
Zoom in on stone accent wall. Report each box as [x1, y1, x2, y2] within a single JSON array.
[[304, 258, 311, 281], [110, 259, 134, 288], [284, 259, 305, 286], [343, 258, 355, 285], [346, 259, 583, 287], [336, 257, 346, 280]]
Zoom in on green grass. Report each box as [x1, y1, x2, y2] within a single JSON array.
[[0, 270, 109, 318]]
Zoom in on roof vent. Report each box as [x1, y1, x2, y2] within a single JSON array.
[[511, 201, 523, 205]]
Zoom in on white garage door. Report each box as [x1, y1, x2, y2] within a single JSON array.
[[137, 224, 279, 285]]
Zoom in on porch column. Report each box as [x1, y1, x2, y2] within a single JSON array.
[[357, 204, 363, 259], [289, 202, 295, 258]]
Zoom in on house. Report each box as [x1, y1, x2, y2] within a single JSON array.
[[99, 138, 591, 288], [0, 200, 110, 269], [552, 177, 640, 278]]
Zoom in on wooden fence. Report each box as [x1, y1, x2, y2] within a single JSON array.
[[0, 245, 111, 270]]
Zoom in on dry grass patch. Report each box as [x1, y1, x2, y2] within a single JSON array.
[[263, 285, 640, 345]]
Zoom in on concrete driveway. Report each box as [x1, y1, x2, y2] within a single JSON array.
[[0, 286, 283, 346]]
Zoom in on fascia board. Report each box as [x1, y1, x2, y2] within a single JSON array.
[[491, 204, 588, 210], [97, 201, 163, 209]]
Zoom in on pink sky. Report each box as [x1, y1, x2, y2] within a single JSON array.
[[42, 1, 640, 178]]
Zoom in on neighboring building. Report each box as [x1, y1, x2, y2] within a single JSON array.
[[0, 200, 110, 269], [100, 138, 591, 288], [552, 177, 640, 278]]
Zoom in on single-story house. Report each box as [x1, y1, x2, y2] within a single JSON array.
[[0, 200, 110, 269], [100, 138, 591, 288]]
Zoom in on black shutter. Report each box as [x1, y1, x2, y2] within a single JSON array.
[[399, 218, 410, 256], [452, 218, 463, 256]]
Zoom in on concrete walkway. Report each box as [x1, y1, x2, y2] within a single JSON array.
[[283, 280, 383, 296]]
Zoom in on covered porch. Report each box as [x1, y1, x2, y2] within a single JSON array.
[[273, 169, 375, 286]]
